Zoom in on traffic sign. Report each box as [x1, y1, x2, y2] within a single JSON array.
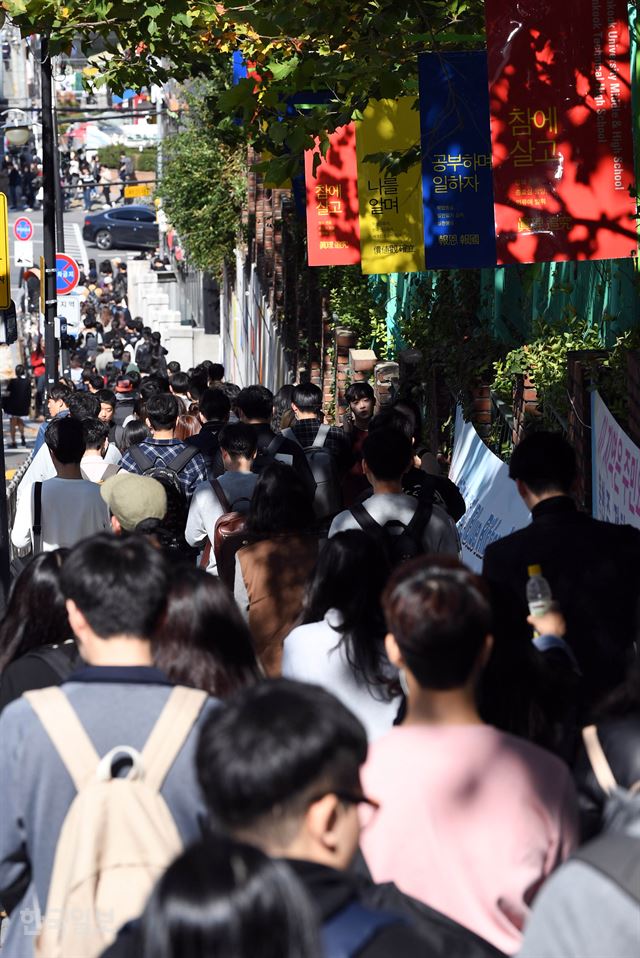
[[13, 216, 33, 242], [56, 253, 80, 295], [124, 183, 152, 199], [14, 240, 34, 267], [56, 294, 82, 333], [0, 194, 10, 309]]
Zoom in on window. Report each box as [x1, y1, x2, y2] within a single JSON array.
[[109, 210, 138, 221]]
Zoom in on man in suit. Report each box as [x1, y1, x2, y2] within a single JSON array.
[[482, 431, 640, 721]]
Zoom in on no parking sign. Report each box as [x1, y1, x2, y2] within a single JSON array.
[[56, 254, 80, 295]]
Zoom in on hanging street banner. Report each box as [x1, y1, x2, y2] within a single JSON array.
[[355, 98, 426, 275], [592, 391, 640, 528], [418, 51, 497, 268], [0, 193, 11, 310], [305, 123, 361, 266], [485, 0, 637, 264]]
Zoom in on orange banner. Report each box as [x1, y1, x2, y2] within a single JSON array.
[[305, 123, 361, 267]]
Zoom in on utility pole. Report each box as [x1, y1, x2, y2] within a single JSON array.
[[40, 35, 59, 395]]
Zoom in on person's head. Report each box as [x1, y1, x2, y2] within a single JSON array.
[[207, 362, 224, 384], [197, 680, 369, 870], [393, 398, 423, 447], [382, 559, 493, 696], [121, 418, 151, 452], [139, 836, 320, 958], [100, 472, 167, 534], [122, 350, 132, 366], [169, 371, 190, 396], [291, 383, 323, 419], [45, 416, 86, 466], [61, 535, 169, 658], [167, 360, 181, 378], [368, 407, 414, 443], [15, 364, 25, 378], [219, 422, 257, 469], [302, 531, 393, 696], [188, 370, 209, 403], [175, 413, 201, 441], [86, 372, 105, 394], [236, 385, 274, 423], [67, 390, 101, 422], [362, 428, 412, 484], [153, 567, 260, 698], [47, 382, 72, 417], [272, 384, 294, 431], [345, 381, 375, 426], [113, 344, 124, 361], [145, 392, 179, 434], [0, 550, 72, 671], [82, 417, 110, 455], [199, 387, 231, 424], [246, 462, 314, 537], [509, 431, 576, 507], [97, 388, 116, 422]]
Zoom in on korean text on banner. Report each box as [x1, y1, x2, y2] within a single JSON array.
[[418, 51, 496, 268], [449, 406, 530, 571], [356, 98, 425, 275], [305, 124, 361, 267], [592, 391, 640, 528], [485, 0, 637, 264]]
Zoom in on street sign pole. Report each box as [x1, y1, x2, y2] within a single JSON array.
[[41, 36, 59, 396], [0, 196, 11, 605]]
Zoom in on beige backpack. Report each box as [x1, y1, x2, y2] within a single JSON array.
[[24, 685, 207, 958]]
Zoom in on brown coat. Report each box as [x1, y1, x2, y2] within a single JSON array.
[[236, 534, 319, 676]]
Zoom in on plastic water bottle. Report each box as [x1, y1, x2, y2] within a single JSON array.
[[526, 565, 552, 617]]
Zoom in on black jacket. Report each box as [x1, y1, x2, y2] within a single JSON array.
[[187, 420, 226, 478], [0, 642, 80, 714], [482, 496, 640, 717], [252, 422, 316, 495]]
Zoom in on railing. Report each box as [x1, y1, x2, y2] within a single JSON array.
[[488, 391, 515, 461], [6, 452, 33, 563]]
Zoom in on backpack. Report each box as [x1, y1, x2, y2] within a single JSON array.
[[322, 901, 403, 958], [24, 685, 207, 958], [199, 479, 252, 590], [283, 425, 342, 519], [84, 331, 98, 360], [128, 445, 198, 557], [350, 500, 433, 568], [135, 343, 152, 373], [251, 433, 293, 475]]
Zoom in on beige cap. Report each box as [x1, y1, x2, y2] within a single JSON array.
[[100, 472, 167, 531]]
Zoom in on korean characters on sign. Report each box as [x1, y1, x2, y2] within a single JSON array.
[[304, 123, 361, 267]]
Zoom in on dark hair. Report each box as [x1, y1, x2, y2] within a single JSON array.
[[196, 679, 367, 831], [392, 398, 423, 446], [175, 413, 201, 440], [15, 364, 25, 377], [188, 371, 209, 402], [170, 371, 190, 395], [246, 463, 314, 537], [0, 551, 72, 670], [302, 531, 394, 698], [292, 383, 322, 414], [154, 568, 260, 698], [145, 393, 179, 431], [236, 385, 274, 422], [362, 428, 412, 481], [61, 534, 169, 640], [82, 417, 110, 450], [221, 382, 241, 405], [369, 408, 413, 442], [97, 388, 116, 410], [121, 419, 151, 451], [508, 431, 576, 495], [140, 836, 320, 958], [127, 369, 141, 390], [67, 391, 101, 421], [199, 387, 231, 423], [382, 559, 492, 689], [45, 416, 86, 464], [272, 384, 294, 431], [86, 373, 105, 392], [167, 360, 181, 375], [219, 422, 257, 460], [48, 383, 72, 404], [112, 344, 124, 360], [345, 381, 374, 404], [209, 363, 224, 382]]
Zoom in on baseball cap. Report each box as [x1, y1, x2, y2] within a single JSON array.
[[100, 473, 167, 531]]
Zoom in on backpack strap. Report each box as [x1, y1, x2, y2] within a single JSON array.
[[312, 423, 331, 448], [322, 901, 403, 958], [211, 478, 231, 513], [405, 499, 433, 540], [167, 445, 198, 475], [32, 481, 43, 554], [266, 434, 286, 457], [24, 687, 100, 790], [141, 686, 208, 791], [350, 503, 384, 539], [128, 445, 153, 472], [573, 833, 640, 905], [582, 725, 618, 794], [281, 427, 300, 447]]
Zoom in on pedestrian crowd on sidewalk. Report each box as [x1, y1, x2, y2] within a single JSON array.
[[0, 341, 639, 958]]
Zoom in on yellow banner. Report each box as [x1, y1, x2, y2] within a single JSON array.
[[356, 98, 425, 275], [0, 193, 10, 309], [124, 183, 152, 198]]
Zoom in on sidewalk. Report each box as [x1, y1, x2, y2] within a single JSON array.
[[2, 415, 39, 481]]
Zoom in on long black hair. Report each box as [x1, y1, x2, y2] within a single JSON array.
[[140, 836, 321, 958], [0, 550, 72, 671], [246, 461, 314, 538], [153, 567, 261, 697], [301, 530, 395, 699]]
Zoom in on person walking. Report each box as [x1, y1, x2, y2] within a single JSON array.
[[3, 364, 30, 448]]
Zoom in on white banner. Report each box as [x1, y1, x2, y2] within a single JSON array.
[[449, 406, 530, 571], [591, 391, 640, 529]]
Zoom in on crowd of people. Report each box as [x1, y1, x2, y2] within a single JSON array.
[[0, 343, 639, 957]]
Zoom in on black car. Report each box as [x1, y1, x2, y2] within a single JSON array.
[[82, 204, 159, 251]]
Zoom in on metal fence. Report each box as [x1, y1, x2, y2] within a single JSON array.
[[6, 452, 33, 564]]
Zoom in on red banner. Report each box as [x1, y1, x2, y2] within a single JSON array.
[[485, 0, 637, 263], [305, 123, 361, 266]]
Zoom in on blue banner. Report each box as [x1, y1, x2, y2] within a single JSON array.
[[418, 51, 496, 268]]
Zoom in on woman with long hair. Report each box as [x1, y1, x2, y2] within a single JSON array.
[[154, 567, 260, 698], [174, 412, 201, 441], [283, 530, 400, 740]]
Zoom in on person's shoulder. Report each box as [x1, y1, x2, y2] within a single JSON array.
[[491, 726, 574, 781], [0, 692, 45, 738], [329, 508, 358, 536]]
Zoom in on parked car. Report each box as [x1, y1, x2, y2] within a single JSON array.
[[82, 204, 159, 251]]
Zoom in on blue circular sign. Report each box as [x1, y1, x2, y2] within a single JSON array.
[[56, 254, 80, 295], [14, 217, 33, 241]]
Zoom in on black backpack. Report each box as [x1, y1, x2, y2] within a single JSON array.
[[136, 343, 152, 373], [84, 331, 98, 360], [128, 445, 198, 557], [283, 425, 342, 520], [350, 500, 433, 568], [251, 433, 291, 475]]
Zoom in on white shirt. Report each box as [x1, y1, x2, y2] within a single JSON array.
[[329, 493, 460, 556], [186, 472, 258, 574], [11, 477, 111, 551], [80, 455, 117, 483], [282, 610, 401, 742], [17, 443, 122, 506]]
